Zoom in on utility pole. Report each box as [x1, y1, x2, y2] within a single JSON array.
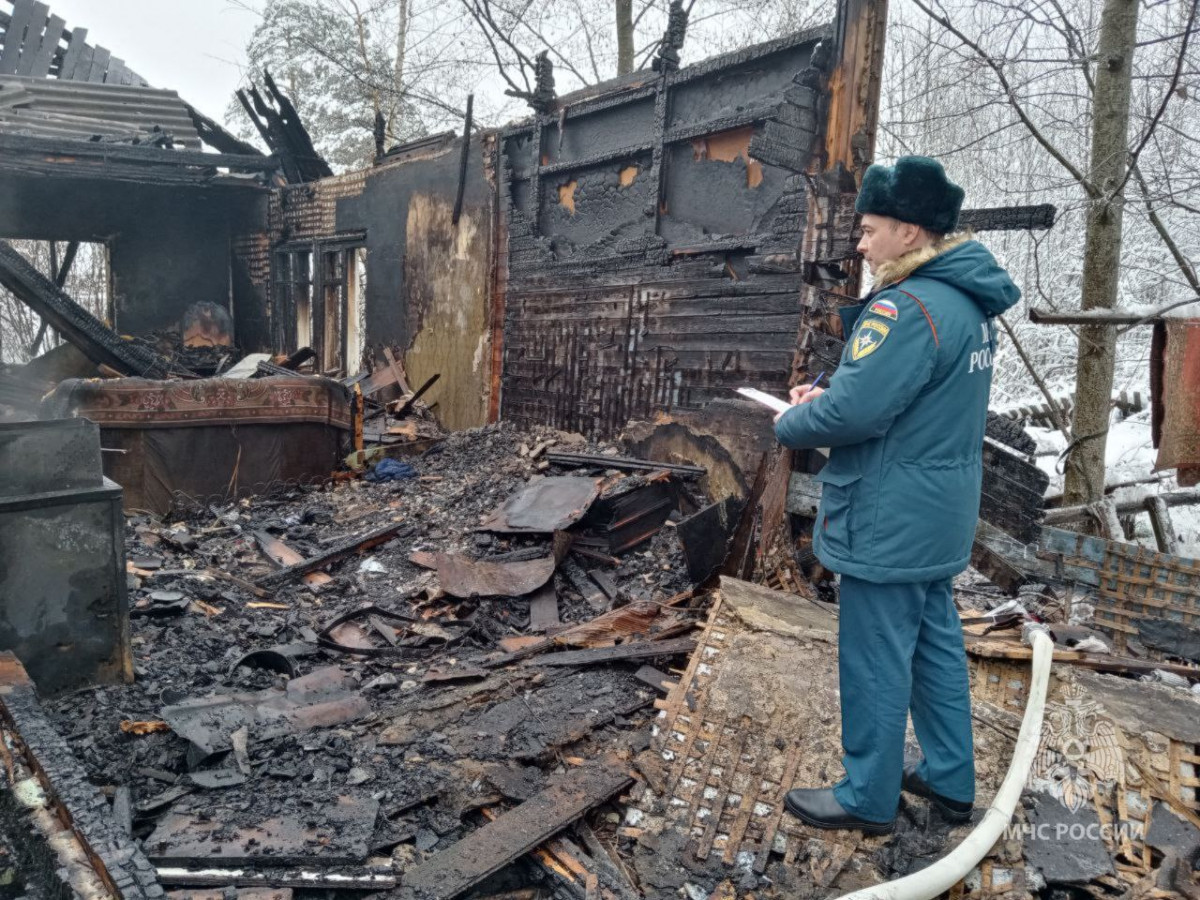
[[1062, 0, 1140, 505]]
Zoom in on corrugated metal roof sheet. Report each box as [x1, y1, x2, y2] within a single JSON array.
[[0, 75, 201, 147]]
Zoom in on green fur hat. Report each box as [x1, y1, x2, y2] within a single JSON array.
[[855, 156, 964, 233]]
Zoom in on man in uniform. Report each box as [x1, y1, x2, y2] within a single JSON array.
[[773, 156, 1020, 834]]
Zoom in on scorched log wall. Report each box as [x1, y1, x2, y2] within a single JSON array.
[[498, 27, 831, 438]]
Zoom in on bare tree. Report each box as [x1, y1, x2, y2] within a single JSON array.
[[228, 0, 477, 170], [881, 0, 1199, 504], [0, 242, 109, 366], [617, 0, 635, 74]]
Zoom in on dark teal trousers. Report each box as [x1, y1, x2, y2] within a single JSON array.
[[831, 574, 975, 823]]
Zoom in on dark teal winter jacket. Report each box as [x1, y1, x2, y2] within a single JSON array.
[[774, 238, 1020, 583]]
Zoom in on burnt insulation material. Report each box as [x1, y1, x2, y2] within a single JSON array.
[[540, 157, 655, 258]]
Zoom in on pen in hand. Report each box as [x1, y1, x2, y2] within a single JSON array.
[[777, 371, 827, 421], [787, 371, 826, 405]]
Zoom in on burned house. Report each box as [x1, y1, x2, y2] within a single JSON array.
[[1, 1, 1200, 899]]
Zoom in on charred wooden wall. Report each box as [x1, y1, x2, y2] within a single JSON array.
[[265, 134, 494, 430], [497, 27, 831, 438]]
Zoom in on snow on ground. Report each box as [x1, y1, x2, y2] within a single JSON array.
[[1028, 409, 1200, 558]]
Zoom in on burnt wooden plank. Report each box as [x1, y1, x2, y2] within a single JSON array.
[[0, 653, 161, 899], [256, 522, 406, 587], [85, 44, 109, 82], [545, 451, 705, 477], [68, 43, 94, 82], [0, 133, 278, 171], [399, 766, 633, 900], [634, 665, 678, 693], [530, 637, 697, 667], [561, 557, 608, 611], [958, 204, 1056, 232], [105, 56, 126, 85], [675, 496, 744, 583], [18, 11, 62, 77], [0, 0, 44, 74], [57, 26, 87, 79]]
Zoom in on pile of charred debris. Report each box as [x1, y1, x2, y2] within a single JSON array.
[[1, 401, 1200, 900], [35, 423, 717, 899]]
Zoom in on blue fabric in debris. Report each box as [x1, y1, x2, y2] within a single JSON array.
[[365, 458, 417, 482]]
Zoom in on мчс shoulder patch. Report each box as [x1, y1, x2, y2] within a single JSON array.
[[868, 298, 899, 320], [851, 319, 890, 361]]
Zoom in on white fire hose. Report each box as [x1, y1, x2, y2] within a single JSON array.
[[833, 621, 1055, 900]]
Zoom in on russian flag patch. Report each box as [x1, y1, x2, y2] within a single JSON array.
[[868, 298, 899, 320]]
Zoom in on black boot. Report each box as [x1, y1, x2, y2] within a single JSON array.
[[901, 763, 973, 823], [783, 788, 894, 835]]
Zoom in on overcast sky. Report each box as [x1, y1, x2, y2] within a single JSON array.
[[46, 0, 258, 120]]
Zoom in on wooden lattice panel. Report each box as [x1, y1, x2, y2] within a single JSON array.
[[970, 657, 1030, 712], [967, 652, 1200, 886], [1095, 541, 1200, 650], [623, 581, 888, 897]]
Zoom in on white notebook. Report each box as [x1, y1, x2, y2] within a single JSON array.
[[735, 387, 791, 414]]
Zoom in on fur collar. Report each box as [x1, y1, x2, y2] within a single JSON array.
[[871, 232, 971, 291]]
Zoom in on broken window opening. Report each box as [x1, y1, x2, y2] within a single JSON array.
[[320, 249, 345, 374], [274, 249, 313, 359], [273, 239, 365, 376], [0, 240, 110, 365], [349, 247, 367, 374]]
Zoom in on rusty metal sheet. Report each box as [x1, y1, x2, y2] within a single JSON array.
[[160, 666, 370, 756], [480, 476, 603, 533], [434, 552, 557, 598], [146, 795, 379, 867], [399, 765, 632, 900]]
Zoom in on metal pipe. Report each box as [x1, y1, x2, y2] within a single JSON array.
[[832, 622, 1055, 900]]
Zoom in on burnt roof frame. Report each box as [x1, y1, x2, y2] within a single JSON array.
[[0, 132, 279, 190]]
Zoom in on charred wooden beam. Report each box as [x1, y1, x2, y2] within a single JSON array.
[[546, 451, 705, 478], [1044, 488, 1200, 526], [1030, 307, 1162, 326], [0, 652, 162, 899], [985, 410, 1037, 455], [452, 94, 474, 226], [256, 522, 407, 587], [824, 0, 888, 175], [390, 373, 440, 418], [0, 132, 278, 171], [957, 204, 1056, 232], [399, 765, 632, 900], [185, 103, 267, 158], [247, 70, 332, 183], [0, 239, 174, 378], [236, 88, 274, 152], [530, 636, 697, 668]]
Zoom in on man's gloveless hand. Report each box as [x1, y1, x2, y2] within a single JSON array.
[[774, 384, 826, 422]]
